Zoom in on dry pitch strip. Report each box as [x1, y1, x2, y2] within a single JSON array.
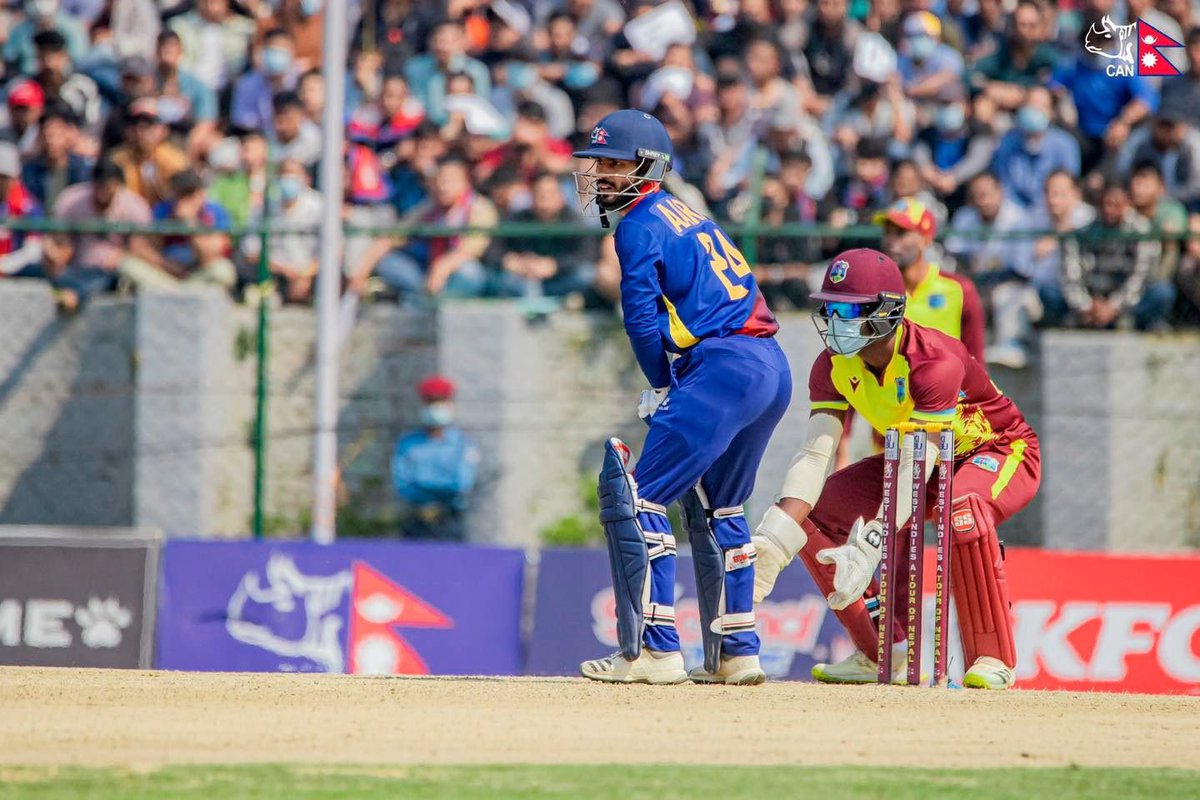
[[0, 667, 1196, 770]]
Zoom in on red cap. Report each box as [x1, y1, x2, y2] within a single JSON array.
[[7, 81, 44, 109], [417, 375, 456, 402], [811, 248, 904, 304], [873, 197, 937, 238]]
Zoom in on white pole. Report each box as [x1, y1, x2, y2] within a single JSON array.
[[311, 0, 348, 545]]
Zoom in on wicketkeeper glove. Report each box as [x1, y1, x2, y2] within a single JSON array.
[[815, 517, 884, 610]]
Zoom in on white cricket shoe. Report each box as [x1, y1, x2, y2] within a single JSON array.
[[688, 655, 767, 686], [962, 656, 1016, 690], [811, 642, 916, 685], [580, 649, 687, 685]]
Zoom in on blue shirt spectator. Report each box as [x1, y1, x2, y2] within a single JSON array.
[[403, 19, 491, 126], [20, 104, 91, 209], [151, 195, 230, 270], [992, 89, 1081, 209], [1050, 55, 1158, 140], [391, 375, 480, 540], [913, 98, 996, 199], [231, 29, 300, 131]]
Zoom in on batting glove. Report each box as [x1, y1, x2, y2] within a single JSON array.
[[752, 505, 808, 604], [637, 387, 670, 420]]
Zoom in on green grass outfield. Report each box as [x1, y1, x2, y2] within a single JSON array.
[[3, 765, 1198, 799]]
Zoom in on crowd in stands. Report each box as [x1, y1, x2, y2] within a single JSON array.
[[0, 0, 1197, 347]]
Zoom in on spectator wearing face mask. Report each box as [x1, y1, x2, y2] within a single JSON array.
[[232, 29, 301, 132], [257, 0, 325, 71], [391, 375, 480, 541], [913, 90, 995, 206], [991, 86, 1080, 210], [241, 157, 321, 303], [897, 12, 964, 109], [4, 0, 89, 77]]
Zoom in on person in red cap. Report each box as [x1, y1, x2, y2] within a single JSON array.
[[835, 197, 988, 469], [4, 80, 45, 156], [390, 374, 480, 541], [875, 197, 985, 362], [749, 248, 1041, 690]]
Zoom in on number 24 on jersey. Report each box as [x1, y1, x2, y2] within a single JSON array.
[[698, 230, 751, 300]]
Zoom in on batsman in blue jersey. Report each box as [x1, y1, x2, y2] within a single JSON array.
[[574, 110, 793, 685]]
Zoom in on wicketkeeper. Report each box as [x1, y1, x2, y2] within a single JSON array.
[[752, 248, 1040, 689]]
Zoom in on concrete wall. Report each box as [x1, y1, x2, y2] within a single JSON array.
[[0, 283, 135, 526], [1038, 331, 1200, 551], [0, 282, 1194, 551], [0, 283, 435, 537]]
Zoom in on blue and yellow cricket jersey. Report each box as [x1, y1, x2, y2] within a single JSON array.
[[614, 190, 779, 387]]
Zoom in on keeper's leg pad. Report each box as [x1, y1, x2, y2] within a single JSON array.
[[597, 439, 678, 660], [681, 487, 759, 670], [949, 494, 1016, 669], [797, 520, 897, 660]]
